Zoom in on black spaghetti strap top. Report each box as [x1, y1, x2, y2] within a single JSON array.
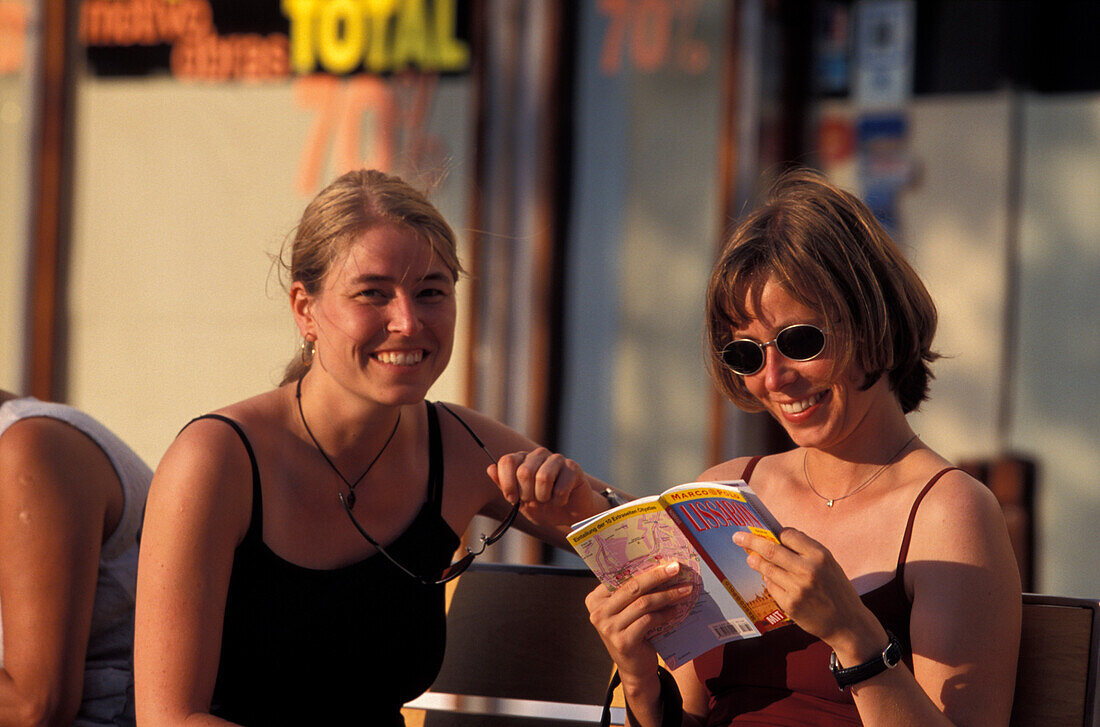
[[696, 457, 958, 726], [185, 402, 459, 727]]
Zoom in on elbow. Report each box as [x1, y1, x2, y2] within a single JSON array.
[[7, 689, 80, 727]]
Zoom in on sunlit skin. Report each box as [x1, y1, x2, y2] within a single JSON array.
[[735, 277, 910, 469], [292, 222, 458, 416]]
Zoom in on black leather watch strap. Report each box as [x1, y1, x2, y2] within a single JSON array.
[[829, 632, 902, 690]]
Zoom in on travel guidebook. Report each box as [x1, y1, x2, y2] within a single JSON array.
[[567, 481, 790, 670]]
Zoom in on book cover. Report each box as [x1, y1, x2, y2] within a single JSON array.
[[568, 481, 789, 670]]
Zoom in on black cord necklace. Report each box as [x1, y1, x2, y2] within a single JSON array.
[[295, 374, 401, 510]]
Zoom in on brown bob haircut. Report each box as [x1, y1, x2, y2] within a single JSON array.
[[705, 168, 939, 415], [278, 169, 464, 386]]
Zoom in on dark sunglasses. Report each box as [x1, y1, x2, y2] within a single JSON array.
[[719, 323, 827, 376], [339, 402, 520, 586]]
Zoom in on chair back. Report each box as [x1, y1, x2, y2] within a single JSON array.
[[403, 562, 617, 726], [1012, 593, 1100, 727]]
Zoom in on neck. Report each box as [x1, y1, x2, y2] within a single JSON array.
[[293, 372, 403, 460], [804, 430, 918, 503]]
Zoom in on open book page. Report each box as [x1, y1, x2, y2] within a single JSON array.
[[568, 481, 788, 669]]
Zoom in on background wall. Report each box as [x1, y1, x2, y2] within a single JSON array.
[[1012, 94, 1100, 598], [0, 0, 32, 390], [66, 74, 475, 467], [562, 0, 730, 491]]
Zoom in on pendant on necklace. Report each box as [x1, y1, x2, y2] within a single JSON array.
[[345, 490, 356, 509], [826, 499, 834, 507]]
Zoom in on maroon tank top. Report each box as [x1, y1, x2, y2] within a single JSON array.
[[694, 457, 957, 726]]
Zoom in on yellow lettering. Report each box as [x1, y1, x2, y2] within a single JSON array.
[[364, 0, 397, 73], [282, 0, 317, 73], [432, 0, 467, 70], [155, 0, 472, 79], [317, 0, 364, 74], [366, 0, 398, 15], [391, 0, 428, 70]]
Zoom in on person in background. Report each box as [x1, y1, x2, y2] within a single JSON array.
[[0, 390, 152, 726], [133, 169, 620, 727], [584, 168, 1021, 726]]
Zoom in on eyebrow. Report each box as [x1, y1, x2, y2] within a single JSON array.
[[350, 271, 453, 285]]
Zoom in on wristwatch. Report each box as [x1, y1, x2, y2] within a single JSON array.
[[829, 632, 902, 691], [601, 488, 625, 508]]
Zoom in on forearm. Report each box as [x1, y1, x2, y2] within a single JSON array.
[[174, 713, 240, 727], [620, 670, 665, 727], [0, 668, 77, 727], [135, 706, 241, 727], [849, 666, 961, 727]]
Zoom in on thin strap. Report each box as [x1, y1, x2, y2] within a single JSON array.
[[425, 402, 444, 506], [896, 467, 959, 580], [182, 414, 263, 543], [741, 455, 764, 482]]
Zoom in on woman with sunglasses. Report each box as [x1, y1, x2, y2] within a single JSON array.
[[584, 169, 1021, 727], [134, 169, 618, 727]]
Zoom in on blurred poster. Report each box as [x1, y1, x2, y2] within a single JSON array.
[[813, 1, 851, 97], [856, 113, 910, 232], [852, 0, 914, 109]]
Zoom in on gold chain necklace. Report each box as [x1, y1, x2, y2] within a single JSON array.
[[803, 434, 918, 507], [295, 374, 401, 510]]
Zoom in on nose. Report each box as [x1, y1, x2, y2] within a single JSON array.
[[387, 293, 423, 335], [761, 342, 797, 391]]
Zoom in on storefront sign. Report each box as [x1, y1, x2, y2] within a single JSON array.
[[79, 0, 470, 81]]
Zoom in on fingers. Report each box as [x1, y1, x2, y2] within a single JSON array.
[[492, 448, 584, 506], [731, 527, 856, 635], [585, 562, 694, 668], [731, 528, 804, 597]]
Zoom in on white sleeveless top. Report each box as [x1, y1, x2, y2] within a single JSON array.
[[0, 398, 152, 726]]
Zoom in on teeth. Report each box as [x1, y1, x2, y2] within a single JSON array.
[[779, 391, 824, 414], [376, 350, 423, 366]]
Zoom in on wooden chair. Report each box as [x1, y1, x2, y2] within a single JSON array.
[[403, 562, 621, 726], [1012, 594, 1100, 727]]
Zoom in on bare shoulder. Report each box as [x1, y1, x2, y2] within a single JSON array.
[[905, 464, 1021, 594], [909, 467, 1009, 550], [697, 454, 760, 483], [433, 401, 540, 461], [698, 449, 800, 489], [147, 396, 272, 544], [161, 388, 285, 470], [0, 414, 116, 506], [434, 401, 527, 441], [432, 401, 515, 488]]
